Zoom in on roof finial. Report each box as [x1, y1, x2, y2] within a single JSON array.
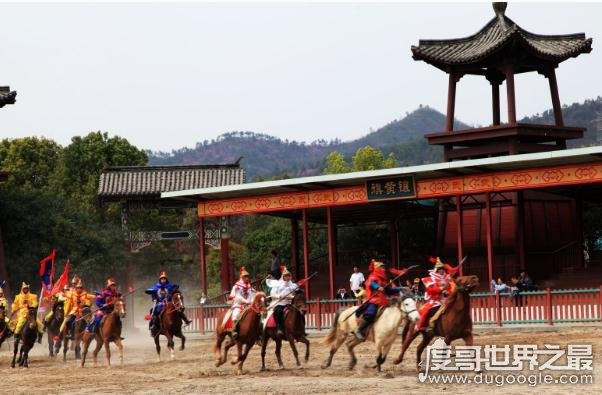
[[493, 2, 508, 30]]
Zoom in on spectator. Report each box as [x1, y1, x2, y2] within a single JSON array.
[[353, 282, 366, 303], [518, 271, 534, 291], [349, 265, 365, 298], [493, 278, 508, 293], [411, 278, 422, 296], [510, 276, 521, 306], [335, 288, 350, 300], [584, 241, 590, 269], [270, 250, 281, 280]]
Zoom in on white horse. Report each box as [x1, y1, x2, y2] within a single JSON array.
[[321, 292, 420, 371]]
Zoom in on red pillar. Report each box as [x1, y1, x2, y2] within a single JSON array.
[[547, 68, 564, 127], [455, 195, 464, 276], [302, 209, 311, 299], [291, 218, 300, 280], [515, 192, 526, 273], [485, 193, 494, 283], [445, 73, 458, 132], [327, 207, 336, 300], [505, 66, 517, 125], [199, 217, 207, 295], [220, 237, 229, 293]]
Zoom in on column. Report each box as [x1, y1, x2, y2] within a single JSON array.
[[445, 73, 458, 132], [505, 65, 517, 125], [485, 193, 495, 283], [547, 68, 564, 127], [291, 217, 300, 280], [327, 207, 336, 300], [199, 217, 207, 296], [455, 195, 464, 276], [302, 209, 311, 299]]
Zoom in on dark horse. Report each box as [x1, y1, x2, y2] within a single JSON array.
[[62, 305, 91, 362], [214, 292, 266, 374], [11, 308, 38, 368], [260, 289, 309, 370], [0, 308, 12, 349], [153, 291, 186, 361], [393, 275, 479, 371], [81, 296, 126, 368], [47, 300, 65, 357]]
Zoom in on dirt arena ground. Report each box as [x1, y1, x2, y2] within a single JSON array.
[[1, 325, 601, 394]]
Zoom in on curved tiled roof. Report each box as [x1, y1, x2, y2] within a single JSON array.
[[98, 164, 245, 201], [412, 15, 592, 68], [0, 87, 16, 108]]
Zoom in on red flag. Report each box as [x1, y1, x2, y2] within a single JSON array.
[[50, 260, 70, 296], [39, 249, 56, 298]]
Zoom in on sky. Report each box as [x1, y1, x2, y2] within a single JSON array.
[[0, 2, 600, 152]]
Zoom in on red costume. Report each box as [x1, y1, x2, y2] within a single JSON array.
[[416, 257, 456, 331]]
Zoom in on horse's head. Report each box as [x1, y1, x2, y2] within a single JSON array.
[[172, 291, 184, 309], [27, 307, 38, 326], [399, 289, 420, 322], [113, 297, 126, 318], [292, 288, 307, 315], [252, 292, 267, 314], [54, 300, 65, 320], [455, 275, 479, 293]]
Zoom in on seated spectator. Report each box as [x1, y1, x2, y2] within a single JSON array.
[[335, 287, 350, 300], [518, 271, 535, 291], [493, 278, 508, 293], [410, 278, 422, 296]]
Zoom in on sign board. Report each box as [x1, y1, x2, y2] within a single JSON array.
[[366, 175, 416, 201]]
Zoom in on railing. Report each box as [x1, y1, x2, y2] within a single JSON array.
[[184, 286, 602, 334]]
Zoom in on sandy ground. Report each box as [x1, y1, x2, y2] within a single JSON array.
[[0, 325, 601, 394]]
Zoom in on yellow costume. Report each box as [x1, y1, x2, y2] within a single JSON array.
[[61, 281, 95, 334], [0, 287, 8, 324], [11, 282, 44, 336], [43, 286, 70, 323]]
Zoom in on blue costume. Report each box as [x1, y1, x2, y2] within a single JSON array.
[[145, 271, 191, 334], [85, 278, 121, 333]]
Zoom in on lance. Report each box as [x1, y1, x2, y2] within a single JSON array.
[[75, 287, 138, 322], [266, 272, 318, 311], [201, 275, 269, 305], [342, 264, 419, 322]]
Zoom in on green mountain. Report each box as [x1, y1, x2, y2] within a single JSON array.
[[148, 98, 602, 180]]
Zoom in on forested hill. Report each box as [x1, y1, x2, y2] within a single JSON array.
[[149, 98, 602, 180]]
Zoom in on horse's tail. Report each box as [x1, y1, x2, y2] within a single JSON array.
[[322, 308, 343, 346]]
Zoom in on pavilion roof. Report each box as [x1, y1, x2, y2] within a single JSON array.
[[412, 14, 592, 71], [0, 87, 16, 108]]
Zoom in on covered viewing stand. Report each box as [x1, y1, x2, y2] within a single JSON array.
[[163, 147, 602, 299]]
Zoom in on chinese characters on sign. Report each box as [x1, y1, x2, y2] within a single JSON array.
[[366, 176, 416, 200]]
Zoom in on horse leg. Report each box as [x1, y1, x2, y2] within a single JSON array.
[[415, 333, 433, 372], [287, 334, 301, 367], [176, 331, 186, 351], [80, 334, 91, 367], [11, 337, 20, 368], [115, 338, 124, 366], [154, 334, 161, 362], [237, 343, 252, 375], [18, 343, 26, 367], [321, 331, 346, 369], [48, 332, 54, 357], [298, 336, 310, 363], [92, 336, 103, 368], [401, 319, 410, 343], [231, 341, 242, 364], [63, 337, 68, 362], [275, 338, 284, 369], [167, 334, 175, 360], [214, 332, 225, 366], [345, 337, 361, 370], [54, 334, 62, 356], [260, 333, 269, 371], [393, 325, 419, 365], [103, 340, 111, 368], [220, 336, 235, 366], [463, 333, 473, 346]]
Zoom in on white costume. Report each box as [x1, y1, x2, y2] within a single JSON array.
[[229, 276, 255, 321], [266, 278, 298, 308]]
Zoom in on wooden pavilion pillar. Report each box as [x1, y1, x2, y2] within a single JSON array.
[[505, 65, 517, 125], [445, 73, 459, 132], [485, 193, 495, 283], [302, 209, 311, 299], [491, 81, 501, 126], [290, 218, 300, 280], [547, 68, 564, 127], [326, 207, 336, 299], [199, 217, 207, 295], [220, 236, 229, 293], [515, 192, 526, 272], [455, 195, 464, 276]]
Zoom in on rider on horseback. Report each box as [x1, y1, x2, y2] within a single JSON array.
[[266, 266, 298, 337], [415, 257, 458, 334], [62, 279, 94, 339], [145, 271, 192, 336], [43, 285, 70, 330], [229, 266, 255, 340], [11, 283, 44, 344], [0, 287, 8, 314], [354, 260, 403, 341], [86, 277, 121, 334]]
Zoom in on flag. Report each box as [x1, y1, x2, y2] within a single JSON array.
[[50, 260, 70, 296], [39, 249, 56, 297]]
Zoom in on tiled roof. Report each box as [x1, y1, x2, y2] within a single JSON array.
[[98, 164, 245, 201], [0, 86, 16, 108], [412, 15, 592, 68]]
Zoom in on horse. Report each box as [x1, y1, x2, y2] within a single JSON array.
[[214, 292, 266, 374], [81, 296, 126, 368], [11, 308, 38, 368], [321, 291, 420, 372], [260, 288, 309, 370], [62, 305, 91, 362], [46, 300, 65, 357], [153, 291, 186, 361], [393, 275, 479, 371], [0, 309, 12, 349]]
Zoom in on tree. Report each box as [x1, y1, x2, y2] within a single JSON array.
[[324, 151, 351, 174], [0, 137, 61, 189], [352, 145, 397, 171]]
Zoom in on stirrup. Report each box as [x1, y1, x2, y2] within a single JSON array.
[[354, 328, 365, 340]]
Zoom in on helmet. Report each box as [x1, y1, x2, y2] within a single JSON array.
[[71, 274, 81, 285], [21, 282, 30, 291], [280, 265, 291, 277], [159, 271, 168, 280], [106, 278, 117, 287], [75, 281, 84, 289], [414, 278, 420, 284], [430, 256, 445, 270], [239, 266, 250, 278], [373, 261, 385, 269], [63, 284, 70, 291]]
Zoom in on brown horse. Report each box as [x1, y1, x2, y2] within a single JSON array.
[[46, 300, 65, 357], [81, 297, 126, 368], [0, 308, 11, 348], [214, 292, 266, 374], [12, 308, 38, 368], [153, 291, 186, 361], [260, 289, 309, 370], [394, 275, 479, 371], [62, 305, 91, 362]]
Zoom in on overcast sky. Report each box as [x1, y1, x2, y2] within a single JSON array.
[[0, 2, 600, 152]]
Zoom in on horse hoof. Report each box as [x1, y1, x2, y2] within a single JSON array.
[[393, 358, 401, 365]]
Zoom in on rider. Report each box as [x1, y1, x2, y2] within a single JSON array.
[[415, 257, 457, 333], [43, 285, 70, 330], [229, 266, 255, 340], [62, 279, 95, 339], [266, 265, 298, 337], [11, 282, 44, 344], [354, 260, 403, 341], [0, 286, 7, 312], [145, 271, 192, 336], [86, 277, 121, 334]]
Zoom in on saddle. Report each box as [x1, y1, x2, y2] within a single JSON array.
[[264, 306, 290, 329], [426, 305, 444, 329]]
